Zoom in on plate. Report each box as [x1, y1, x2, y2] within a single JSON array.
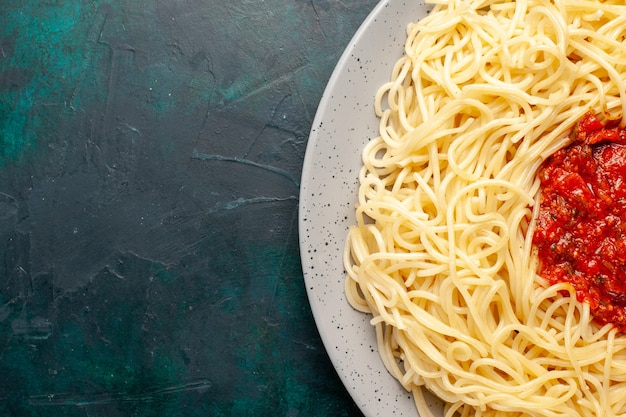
[[298, 1, 437, 416]]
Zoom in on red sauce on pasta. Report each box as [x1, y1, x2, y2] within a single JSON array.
[[534, 112, 626, 331]]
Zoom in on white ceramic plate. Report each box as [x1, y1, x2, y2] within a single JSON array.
[[299, 1, 441, 416]]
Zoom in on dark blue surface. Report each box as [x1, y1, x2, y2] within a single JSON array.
[[0, 0, 379, 415]]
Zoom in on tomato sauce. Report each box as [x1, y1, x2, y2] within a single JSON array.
[[533, 112, 626, 331]]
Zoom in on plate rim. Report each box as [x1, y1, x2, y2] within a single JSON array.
[[298, 1, 433, 415]]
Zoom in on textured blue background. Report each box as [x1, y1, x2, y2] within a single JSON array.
[[0, 0, 379, 415]]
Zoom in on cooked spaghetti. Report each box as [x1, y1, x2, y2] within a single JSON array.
[[343, 1, 626, 416]]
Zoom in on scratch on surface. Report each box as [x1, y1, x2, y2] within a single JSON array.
[[95, 3, 111, 44], [191, 149, 299, 187], [121, 123, 142, 136], [210, 297, 232, 308], [193, 54, 218, 143], [308, 0, 327, 40], [310, 0, 320, 20], [292, 82, 312, 126], [219, 61, 311, 108], [287, 337, 318, 351], [28, 379, 213, 407], [243, 93, 293, 159], [95, 5, 117, 135], [242, 124, 268, 160], [208, 196, 297, 214]]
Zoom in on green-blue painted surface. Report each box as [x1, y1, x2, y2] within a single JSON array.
[[0, 0, 379, 415]]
